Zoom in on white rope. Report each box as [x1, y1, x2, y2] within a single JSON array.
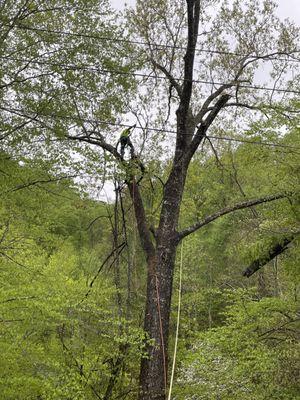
[[167, 241, 184, 400]]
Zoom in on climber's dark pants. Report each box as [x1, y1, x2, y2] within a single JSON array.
[[120, 137, 134, 157]]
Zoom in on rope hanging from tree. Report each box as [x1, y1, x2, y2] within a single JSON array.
[[167, 240, 184, 400]]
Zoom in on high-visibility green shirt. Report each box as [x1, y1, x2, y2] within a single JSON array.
[[120, 128, 130, 138]]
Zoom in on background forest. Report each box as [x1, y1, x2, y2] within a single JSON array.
[[0, 0, 299, 399]]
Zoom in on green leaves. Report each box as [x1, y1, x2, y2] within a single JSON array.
[[1, 0, 138, 169], [177, 291, 300, 399], [0, 153, 147, 399]]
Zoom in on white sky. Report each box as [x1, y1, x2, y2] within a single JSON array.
[[276, 0, 300, 23], [111, 0, 300, 24]]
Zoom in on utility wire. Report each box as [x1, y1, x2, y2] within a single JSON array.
[[2, 56, 300, 96], [2, 106, 300, 151], [6, 23, 300, 64]]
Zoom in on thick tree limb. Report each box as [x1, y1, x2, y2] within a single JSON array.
[[210, 102, 259, 112], [67, 134, 122, 160], [242, 236, 296, 277], [177, 192, 293, 241], [128, 180, 155, 260], [200, 93, 231, 129], [182, 1, 200, 98], [176, 0, 200, 143], [194, 83, 239, 125], [186, 94, 231, 161], [68, 132, 154, 260]]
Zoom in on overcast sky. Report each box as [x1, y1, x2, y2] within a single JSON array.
[[111, 0, 300, 24]]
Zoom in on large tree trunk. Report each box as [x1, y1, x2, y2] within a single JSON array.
[[138, 165, 188, 400], [136, 2, 229, 397], [137, 0, 198, 385], [139, 246, 176, 400]]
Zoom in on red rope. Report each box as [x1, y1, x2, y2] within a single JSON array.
[[155, 275, 167, 394]]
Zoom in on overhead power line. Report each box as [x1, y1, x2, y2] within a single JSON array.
[[3, 106, 300, 151], [8, 23, 300, 64], [2, 56, 300, 96], [87, 119, 300, 151]]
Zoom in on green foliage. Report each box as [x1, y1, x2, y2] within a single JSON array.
[[1, 1, 299, 397], [170, 122, 300, 399], [0, 0, 138, 177], [176, 290, 300, 400], [0, 154, 143, 399]]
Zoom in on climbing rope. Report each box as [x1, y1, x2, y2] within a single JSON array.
[[167, 240, 184, 400]]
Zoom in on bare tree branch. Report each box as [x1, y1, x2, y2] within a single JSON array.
[[150, 58, 182, 97], [3, 174, 77, 194], [79, 241, 127, 303], [67, 134, 121, 160], [177, 192, 293, 241]]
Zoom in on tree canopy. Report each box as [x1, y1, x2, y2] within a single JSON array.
[[0, 1, 299, 399]]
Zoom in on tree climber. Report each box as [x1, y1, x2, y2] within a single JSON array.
[[118, 124, 136, 158], [117, 124, 146, 184]]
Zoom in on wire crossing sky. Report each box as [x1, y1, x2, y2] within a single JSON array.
[[6, 23, 300, 64], [2, 107, 300, 152]]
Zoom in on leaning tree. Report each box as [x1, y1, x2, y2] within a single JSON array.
[[1, 0, 299, 399]]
